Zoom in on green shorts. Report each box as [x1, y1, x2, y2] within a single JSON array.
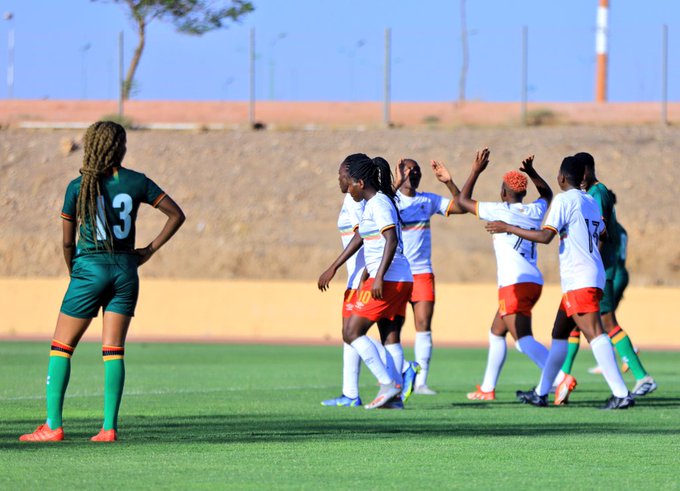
[[60, 253, 140, 319]]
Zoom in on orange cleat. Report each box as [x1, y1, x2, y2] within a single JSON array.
[[554, 374, 577, 405], [466, 385, 495, 401], [91, 429, 117, 442], [19, 424, 64, 442]]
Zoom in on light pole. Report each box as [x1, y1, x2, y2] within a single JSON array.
[[80, 43, 91, 99], [4, 11, 14, 99]]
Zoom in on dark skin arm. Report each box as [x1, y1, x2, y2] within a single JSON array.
[[455, 148, 490, 214], [485, 221, 556, 244], [62, 219, 77, 274], [372, 226, 398, 300], [318, 231, 364, 291], [134, 195, 186, 266], [430, 160, 466, 214], [520, 155, 553, 204]]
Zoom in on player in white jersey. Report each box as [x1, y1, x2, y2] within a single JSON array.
[[333, 155, 414, 409], [485, 156, 634, 409], [455, 149, 553, 401], [395, 157, 465, 397], [318, 154, 368, 407]]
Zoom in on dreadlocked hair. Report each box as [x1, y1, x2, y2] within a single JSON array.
[[346, 155, 402, 223], [76, 121, 127, 251]]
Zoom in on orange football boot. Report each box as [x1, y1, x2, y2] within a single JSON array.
[[466, 385, 496, 401], [554, 374, 577, 405], [19, 424, 64, 442], [91, 429, 117, 442]]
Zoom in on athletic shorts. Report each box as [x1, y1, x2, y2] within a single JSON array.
[[600, 278, 615, 314], [410, 273, 435, 303], [351, 278, 413, 322], [60, 253, 140, 319], [559, 287, 603, 318], [498, 282, 542, 317], [342, 288, 357, 319]]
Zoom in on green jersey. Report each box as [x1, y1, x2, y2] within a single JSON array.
[[61, 167, 166, 257], [587, 182, 619, 270]]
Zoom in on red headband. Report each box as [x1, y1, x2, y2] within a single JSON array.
[[503, 170, 528, 193]]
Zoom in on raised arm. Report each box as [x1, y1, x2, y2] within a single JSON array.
[[430, 160, 465, 214], [318, 231, 364, 291], [485, 220, 556, 244], [520, 155, 553, 204], [455, 148, 490, 215], [135, 196, 186, 266]]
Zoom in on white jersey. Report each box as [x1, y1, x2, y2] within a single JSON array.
[[337, 194, 366, 289], [358, 192, 413, 282], [478, 198, 548, 288], [397, 190, 452, 274], [543, 189, 606, 293]]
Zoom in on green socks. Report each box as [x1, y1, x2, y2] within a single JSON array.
[[609, 326, 647, 380], [102, 346, 126, 431], [46, 340, 74, 430], [559, 329, 581, 375]]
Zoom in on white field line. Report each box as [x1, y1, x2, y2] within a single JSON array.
[[0, 385, 334, 402]]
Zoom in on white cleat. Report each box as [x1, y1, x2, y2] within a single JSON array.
[[413, 385, 437, 395], [365, 382, 402, 409], [631, 375, 657, 397]]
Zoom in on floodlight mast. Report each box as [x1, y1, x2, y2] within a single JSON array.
[[595, 0, 608, 103]]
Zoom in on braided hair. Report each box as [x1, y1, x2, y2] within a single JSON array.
[[76, 121, 127, 250], [346, 155, 401, 222]]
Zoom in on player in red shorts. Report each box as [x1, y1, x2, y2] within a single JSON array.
[[395, 157, 466, 397], [456, 149, 553, 401], [485, 156, 634, 409]]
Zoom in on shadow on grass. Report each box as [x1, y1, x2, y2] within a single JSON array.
[[4, 398, 680, 449]]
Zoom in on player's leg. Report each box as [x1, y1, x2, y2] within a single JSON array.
[[412, 300, 435, 393], [19, 314, 93, 442], [511, 312, 549, 370], [468, 311, 507, 401], [378, 316, 405, 387]]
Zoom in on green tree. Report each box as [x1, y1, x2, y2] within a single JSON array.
[[96, 0, 254, 99]]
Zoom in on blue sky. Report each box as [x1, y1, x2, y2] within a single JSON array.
[[1, 1, 677, 101]]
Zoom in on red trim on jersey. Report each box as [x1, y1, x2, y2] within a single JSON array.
[[151, 193, 167, 208]]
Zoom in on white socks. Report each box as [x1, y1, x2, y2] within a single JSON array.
[[480, 331, 507, 392], [342, 343, 361, 399], [385, 343, 404, 386], [517, 335, 549, 369], [414, 331, 433, 387], [536, 339, 568, 396], [351, 336, 392, 385], [590, 334, 629, 398]]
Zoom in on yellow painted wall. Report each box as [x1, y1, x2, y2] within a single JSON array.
[[0, 278, 677, 348]]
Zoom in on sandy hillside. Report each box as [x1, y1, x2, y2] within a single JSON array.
[[1, 125, 679, 286]]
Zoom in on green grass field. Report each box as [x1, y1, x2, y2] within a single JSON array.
[[1, 342, 678, 489]]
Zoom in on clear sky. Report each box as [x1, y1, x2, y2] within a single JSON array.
[[0, 1, 677, 102]]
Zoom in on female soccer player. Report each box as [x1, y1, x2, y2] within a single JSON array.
[[456, 150, 552, 400], [20, 121, 185, 442], [395, 157, 465, 396], [318, 154, 367, 407], [339, 155, 414, 409], [486, 156, 633, 409]]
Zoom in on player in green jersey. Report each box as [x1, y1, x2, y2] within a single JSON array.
[[554, 152, 656, 404], [20, 121, 185, 442]]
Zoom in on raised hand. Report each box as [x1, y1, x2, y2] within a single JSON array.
[[394, 158, 411, 189], [431, 160, 452, 183], [473, 148, 490, 173], [520, 155, 536, 175]]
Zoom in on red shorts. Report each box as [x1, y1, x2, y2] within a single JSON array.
[[411, 273, 435, 303], [559, 287, 603, 317], [342, 288, 357, 319], [498, 282, 542, 317], [352, 278, 413, 322]]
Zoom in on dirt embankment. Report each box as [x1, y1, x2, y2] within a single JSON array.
[[1, 125, 679, 285]]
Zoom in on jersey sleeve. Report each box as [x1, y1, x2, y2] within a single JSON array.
[[350, 200, 366, 231], [427, 193, 451, 217], [477, 202, 504, 222], [374, 197, 398, 233], [143, 176, 166, 208], [60, 179, 79, 221], [526, 198, 549, 220], [543, 194, 566, 234], [590, 186, 612, 222]]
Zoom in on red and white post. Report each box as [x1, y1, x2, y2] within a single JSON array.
[[595, 0, 609, 102]]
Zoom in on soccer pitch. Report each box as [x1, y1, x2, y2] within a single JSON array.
[[1, 342, 678, 489]]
